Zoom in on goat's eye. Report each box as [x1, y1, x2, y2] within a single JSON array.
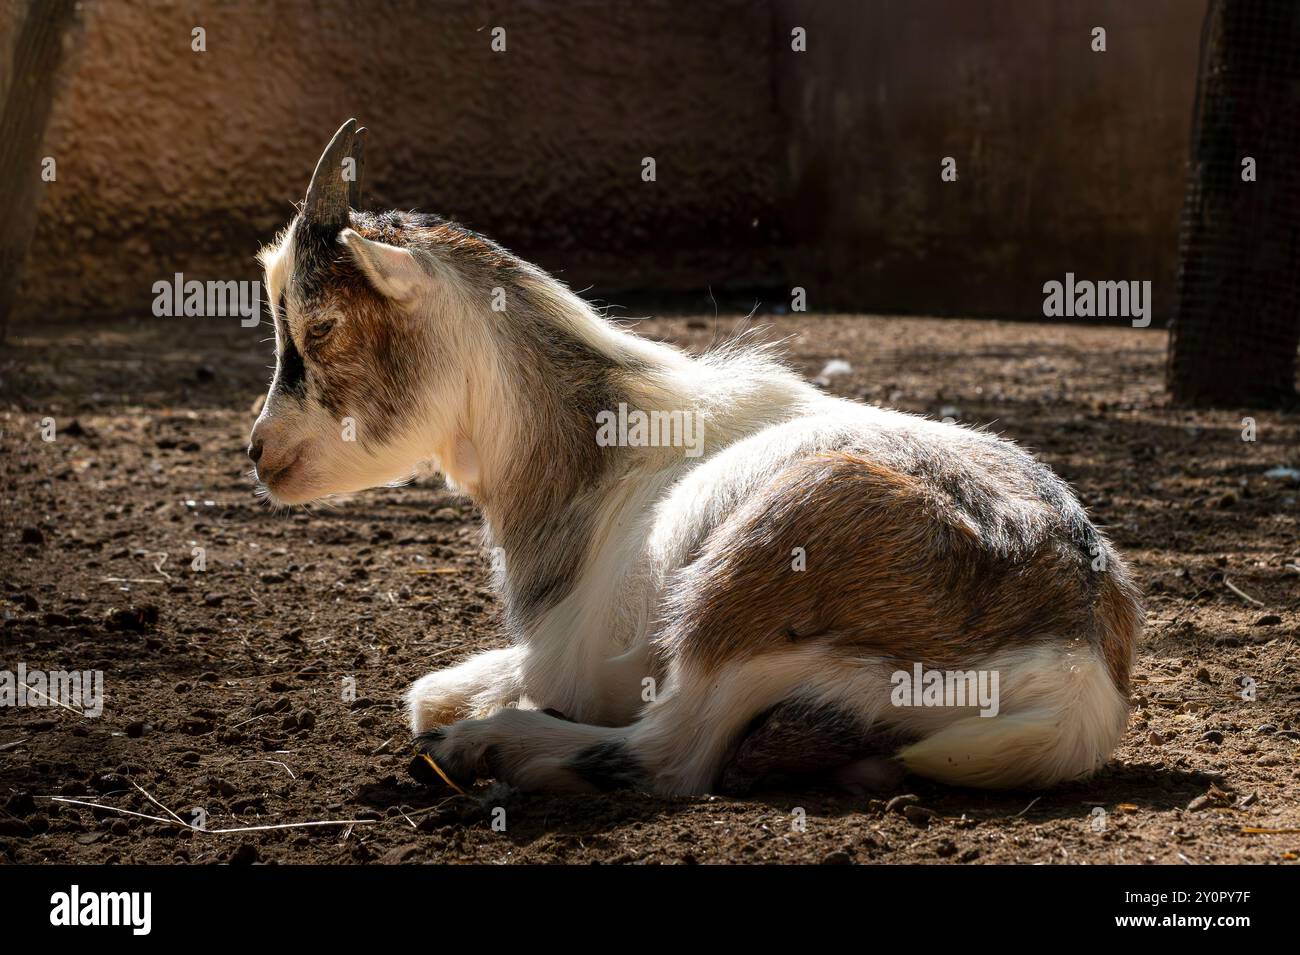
[[309, 320, 334, 341]]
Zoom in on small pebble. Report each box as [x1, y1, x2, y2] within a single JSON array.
[[885, 794, 920, 814], [228, 843, 259, 865]]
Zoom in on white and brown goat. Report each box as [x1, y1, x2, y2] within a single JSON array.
[[249, 120, 1140, 796]]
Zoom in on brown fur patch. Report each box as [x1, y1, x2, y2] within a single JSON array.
[[279, 212, 452, 449], [656, 451, 1137, 692], [299, 253, 421, 447]]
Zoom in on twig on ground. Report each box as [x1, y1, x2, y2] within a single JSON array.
[[1224, 577, 1265, 607], [230, 757, 296, 780], [129, 778, 187, 826], [1014, 796, 1042, 818], [151, 551, 172, 581], [42, 796, 374, 834], [19, 682, 87, 717]]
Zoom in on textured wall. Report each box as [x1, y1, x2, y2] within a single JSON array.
[[773, 0, 1206, 317], [11, 0, 1204, 320], [14, 0, 785, 319]]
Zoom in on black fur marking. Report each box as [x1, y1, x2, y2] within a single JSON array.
[[275, 312, 307, 399], [569, 738, 645, 791], [718, 698, 913, 795]]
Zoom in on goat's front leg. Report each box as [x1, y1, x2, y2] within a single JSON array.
[[406, 646, 524, 734], [412, 653, 818, 796], [414, 707, 623, 793]]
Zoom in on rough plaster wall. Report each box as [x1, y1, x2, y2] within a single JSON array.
[[0, 1, 19, 98], [13, 0, 1204, 320], [772, 0, 1206, 318], [14, 0, 784, 320]]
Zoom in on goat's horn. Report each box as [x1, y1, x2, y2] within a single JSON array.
[[348, 126, 367, 210], [302, 118, 357, 228]]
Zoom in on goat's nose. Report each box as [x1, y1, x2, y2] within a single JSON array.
[[247, 439, 264, 463]]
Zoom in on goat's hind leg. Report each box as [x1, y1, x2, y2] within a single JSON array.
[[719, 697, 909, 795]]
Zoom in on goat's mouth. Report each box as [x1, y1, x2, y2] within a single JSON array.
[[255, 447, 309, 497]]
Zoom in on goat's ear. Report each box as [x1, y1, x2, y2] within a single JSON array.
[[339, 228, 422, 304]]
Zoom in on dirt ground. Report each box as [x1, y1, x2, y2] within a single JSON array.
[[1, 311, 1297, 865]]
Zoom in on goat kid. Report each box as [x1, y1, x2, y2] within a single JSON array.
[[249, 120, 1141, 796]]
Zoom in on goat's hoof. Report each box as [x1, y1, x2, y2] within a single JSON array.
[[408, 730, 471, 794]]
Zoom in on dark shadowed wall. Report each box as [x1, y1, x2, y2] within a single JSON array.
[[10, 0, 1204, 321], [773, 0, 1207, 317]]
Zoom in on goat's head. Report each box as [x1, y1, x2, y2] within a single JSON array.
[[249, 119, 505, 505]]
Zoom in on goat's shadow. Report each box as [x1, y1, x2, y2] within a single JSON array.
[[356, 760, 1217, 848]]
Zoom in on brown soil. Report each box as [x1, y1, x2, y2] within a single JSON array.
[[1, 313, 1298, 864]]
